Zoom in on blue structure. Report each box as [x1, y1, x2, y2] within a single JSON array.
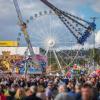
[[78, 22, 96, 44], [40, 0, 96, 45]]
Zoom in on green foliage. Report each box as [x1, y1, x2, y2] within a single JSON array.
[[92, 48, 100, 65]]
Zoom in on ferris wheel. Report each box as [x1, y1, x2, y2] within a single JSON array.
[[17, 10, 88, 72]]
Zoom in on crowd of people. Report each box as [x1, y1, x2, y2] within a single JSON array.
[[0, 74, 99, 100]]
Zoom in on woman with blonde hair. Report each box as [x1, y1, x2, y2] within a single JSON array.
[[36, 85, 46, 100], [15, 88, 25, 100]]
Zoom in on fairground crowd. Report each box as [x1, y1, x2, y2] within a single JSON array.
[[0, 74, 100, 100]]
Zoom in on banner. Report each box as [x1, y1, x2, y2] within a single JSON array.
[[19, 67, 42, 74], [0, 41, 18, 47], [16, 54, 47, 74]]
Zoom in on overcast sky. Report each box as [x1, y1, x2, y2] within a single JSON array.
[[0, 0, 100, 48]]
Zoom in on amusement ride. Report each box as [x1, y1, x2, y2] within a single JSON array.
[[12, 0, 96, 74]]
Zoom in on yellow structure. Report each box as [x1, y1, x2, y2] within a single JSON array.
[[0, 51, 23, 71], [0, 41, 18, 47], [1, 60, 10, 70]]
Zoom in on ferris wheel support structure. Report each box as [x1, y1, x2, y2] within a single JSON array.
[[53, 50, 64, 75], [13, 0, 34, 56]]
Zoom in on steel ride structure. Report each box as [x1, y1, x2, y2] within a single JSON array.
[[13, 0, 96, 74], [13, 0, 39, 74], [40, 0, 96, 45], [13, 0, 34, 56]]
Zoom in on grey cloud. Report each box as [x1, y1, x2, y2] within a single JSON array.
[[91, 0, 100, 13]]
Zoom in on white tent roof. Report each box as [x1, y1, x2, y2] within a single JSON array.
[[0, 47, 40, 55]]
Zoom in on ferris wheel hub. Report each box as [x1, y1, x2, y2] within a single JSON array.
[[47, 39, 55, 47]]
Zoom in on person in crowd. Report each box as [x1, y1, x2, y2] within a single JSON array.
[[75, 84, 82, 100], [6, 87, 16, 100], [36, 85, 46, 100], [80, 83, 93, 100], [23, 86, 41, 100], [45, 81, 54, 100], [0, 88, 6, 100], [14, 88, 25, 100], [55, 84, 75, 100], [67, 81, 76, 97]]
